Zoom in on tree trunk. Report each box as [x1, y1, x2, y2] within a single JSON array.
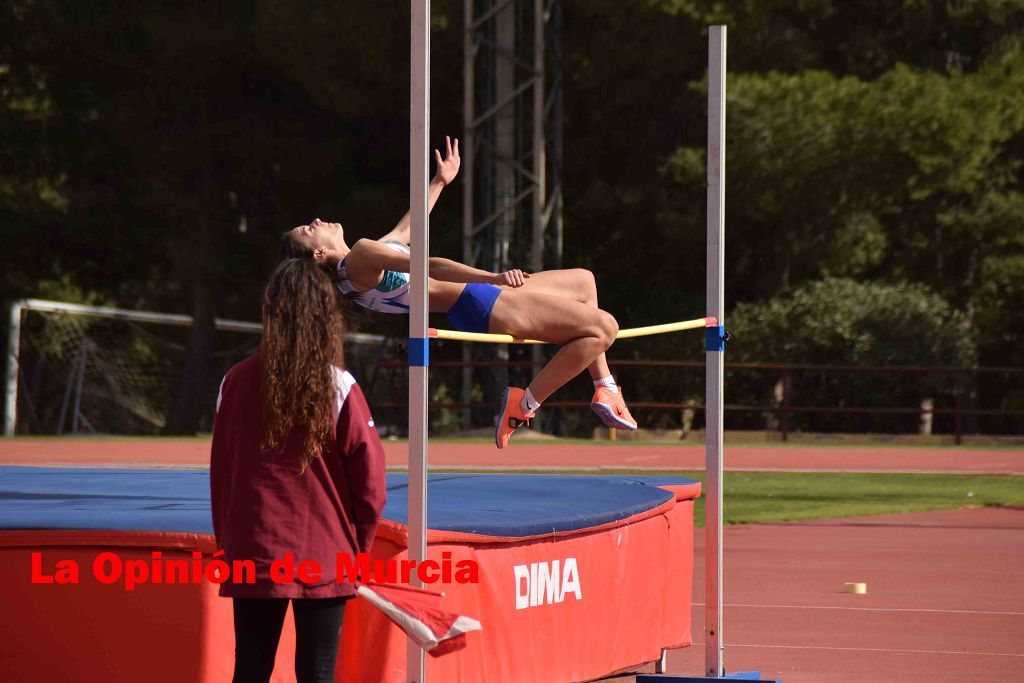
[[163, 276, 218, 435]]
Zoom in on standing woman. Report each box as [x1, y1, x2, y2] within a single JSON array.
[[210, 258, 386, 683]]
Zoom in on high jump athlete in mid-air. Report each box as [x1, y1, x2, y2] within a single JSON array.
[[280, 136, 636, 449]]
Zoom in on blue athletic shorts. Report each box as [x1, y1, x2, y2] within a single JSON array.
[[446, 283, 502, 333]]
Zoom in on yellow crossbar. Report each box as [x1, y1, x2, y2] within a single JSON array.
[[428, 316, 713, 344]]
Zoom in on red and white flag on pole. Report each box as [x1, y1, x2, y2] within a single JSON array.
[[356, 582, 482, 657]]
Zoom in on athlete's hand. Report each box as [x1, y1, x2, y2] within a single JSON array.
[[494, 269, 530, 288], [433, 136, 460, 186]]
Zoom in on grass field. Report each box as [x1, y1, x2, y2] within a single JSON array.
[[420, 468, 1024, 526]]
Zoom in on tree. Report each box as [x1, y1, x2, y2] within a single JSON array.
[[4, 1, 1024, 435], [728, 278, 977, 432]]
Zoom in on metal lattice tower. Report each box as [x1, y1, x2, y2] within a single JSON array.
[[461, 0, 563, 427]]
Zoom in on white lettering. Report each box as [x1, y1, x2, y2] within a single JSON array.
[[560, 557, 581, 602], [538, 559, 559, 604], [513, 558, 581, 609], [514, 564, 530, 610]]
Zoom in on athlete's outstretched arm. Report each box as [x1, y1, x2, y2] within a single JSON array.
[[345, 238, 529, 287], [428, 258, 530, 286], [379, 136, 460, 245]]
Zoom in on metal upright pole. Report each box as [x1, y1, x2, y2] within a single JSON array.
[[4, 301, 23, 437], [70, 344, 88, 434], [531, 0, 545, 275], [531, 0, 546, 405], [461, 0, 475, 431], [408, 2, 431, 681], [705, 24, 727, 679]]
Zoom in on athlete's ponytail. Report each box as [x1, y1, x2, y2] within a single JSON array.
[[279, 229, 312, 260]]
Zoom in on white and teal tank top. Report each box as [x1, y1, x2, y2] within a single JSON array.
[[335, 241, 411, 314]]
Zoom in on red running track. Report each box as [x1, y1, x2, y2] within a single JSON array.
[[618, 507, 1024, 682], [0, 438, 1021, 474], [2, 438, 1022, 681]]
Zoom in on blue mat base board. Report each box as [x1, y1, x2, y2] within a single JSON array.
[[637, 672, 779, 682]]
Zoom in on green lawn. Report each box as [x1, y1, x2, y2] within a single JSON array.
[[420, 468, 1024, 526], [686, 471, 1024, 526]]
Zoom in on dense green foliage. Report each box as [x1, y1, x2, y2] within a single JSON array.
[[729, 279, 977, 366], [3, 1, 1023, 433], [727, 279, 977, 432]]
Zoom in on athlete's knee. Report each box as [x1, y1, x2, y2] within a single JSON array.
[[577, 310, 613, 348], [571, 268, 598, 304], [596, 310, 618, 347]]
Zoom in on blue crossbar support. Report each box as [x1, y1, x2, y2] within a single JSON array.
[[637, 672, 779, 682], [408, 337, 429, 367], [705, 324, 727, 352]]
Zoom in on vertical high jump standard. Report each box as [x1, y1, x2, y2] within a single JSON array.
[[640, 24, 773, 683], [703, 22, 729, 681], [407, 3, 430, 683], [408, 10, 762, 682]]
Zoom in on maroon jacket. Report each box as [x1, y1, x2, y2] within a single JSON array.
[[210, 353, 386, 598]]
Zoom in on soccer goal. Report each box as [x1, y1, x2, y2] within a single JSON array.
[[4, 299, 386, 437]]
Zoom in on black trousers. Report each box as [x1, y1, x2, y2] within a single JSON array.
[[231, 596, 350, 683]]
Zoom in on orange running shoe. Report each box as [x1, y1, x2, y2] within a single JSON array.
[[590, 386, 638, 430], [495, 387, 536, 449]]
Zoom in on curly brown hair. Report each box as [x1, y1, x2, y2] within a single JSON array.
[[260, 258, 346, 474]]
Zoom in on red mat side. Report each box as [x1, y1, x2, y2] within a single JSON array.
[[0, 500, 694, 682], [340, 497, 695, 682]]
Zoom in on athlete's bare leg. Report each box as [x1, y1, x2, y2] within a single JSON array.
[[487, 288, 617, 403], [496, 268, 613, 381]]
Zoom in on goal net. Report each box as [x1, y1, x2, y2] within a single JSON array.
[[4, 299, 386, 436]]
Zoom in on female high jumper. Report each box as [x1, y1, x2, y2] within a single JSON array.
[[280, 136, 636, 448]]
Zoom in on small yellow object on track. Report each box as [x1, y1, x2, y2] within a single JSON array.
[[844, 582, 867, 594]]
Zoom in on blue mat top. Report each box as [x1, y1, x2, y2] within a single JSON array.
[[0, 466, 695, 539]]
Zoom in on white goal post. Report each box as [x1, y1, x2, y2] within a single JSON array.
[[4, 298, 385, 437]]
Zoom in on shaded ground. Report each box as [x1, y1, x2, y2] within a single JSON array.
[[1, 438, 1021, 474], [609, 507, 1024, 682], [2, 439, 1021, 681]]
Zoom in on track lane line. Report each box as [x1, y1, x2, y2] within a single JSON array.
[[692, 602, 1024, 616]]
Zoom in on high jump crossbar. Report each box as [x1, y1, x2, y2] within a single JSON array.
[[427, 316, 717, 345], [409, 7, 738, 681]]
